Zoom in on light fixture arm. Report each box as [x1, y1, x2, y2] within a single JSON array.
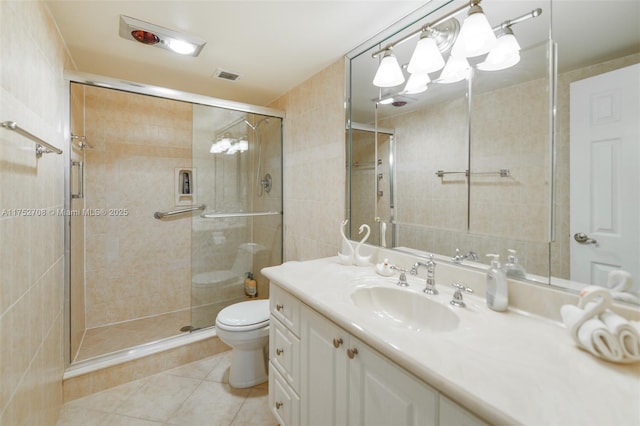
[[371, 0, 476, 58], [493, 8, 542, 32]]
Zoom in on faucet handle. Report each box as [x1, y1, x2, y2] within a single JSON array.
[[397, 272, 409, 287], [450, 283, 472, 308], [452, 283, 473, 293], [389, 266, 410, 287]]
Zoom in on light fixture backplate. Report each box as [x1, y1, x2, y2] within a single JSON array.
[[430, 18, 460, 53]]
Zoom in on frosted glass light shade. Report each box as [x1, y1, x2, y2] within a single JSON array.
[[477, 32, 521, 71], [403, 72, 430, 94], [437, 55, 471, 84], [373, 51, 405, 87], [451, 10, 496, 58], [407, 36, 445, 74]]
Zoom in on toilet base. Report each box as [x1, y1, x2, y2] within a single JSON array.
[[228, 346, 268, 388]]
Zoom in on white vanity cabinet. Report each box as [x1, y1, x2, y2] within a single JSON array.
[[268, 283, 485, 426]]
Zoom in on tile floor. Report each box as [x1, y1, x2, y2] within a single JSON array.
[[57, 351, 277, 426]]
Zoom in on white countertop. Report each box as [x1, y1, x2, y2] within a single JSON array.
[[262, 256, 640, 426]]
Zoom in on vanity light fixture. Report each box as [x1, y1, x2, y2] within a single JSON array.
[[119, 15, 206, 57], [373, 49, 405, 87], [210, 133, 249, 155], [403, 72, 430, 94], [450, 0, 496, 58], [477, 26, 521, 71], [371, 2, 542, 89], [437, 55, 471, 84], [407, 31, 446, 74]]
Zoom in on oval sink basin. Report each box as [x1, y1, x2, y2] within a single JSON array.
[[350, 286, 460, 332]]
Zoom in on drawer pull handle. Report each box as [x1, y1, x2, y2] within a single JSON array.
[[333, 338, 343, 348], [347, 348, 358, 359], [276, 304, 284, 311], [275, 401, 283, 410], [276, 348, 284, 356]]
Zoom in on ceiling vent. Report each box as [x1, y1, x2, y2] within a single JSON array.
[[213, 68, 240, 81]]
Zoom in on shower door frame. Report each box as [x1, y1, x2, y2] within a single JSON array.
[[62, 71, 285, 368]]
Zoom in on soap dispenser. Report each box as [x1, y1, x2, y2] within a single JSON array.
[[504, 249, 526, 279], [486, 254, 508, 312]]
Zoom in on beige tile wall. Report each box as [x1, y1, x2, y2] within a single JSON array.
[[270, 59, 346, 261], [0, 1, 73, 424], [82, 86, 193, 328]]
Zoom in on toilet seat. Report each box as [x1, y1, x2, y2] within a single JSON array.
[[216, 299, 270, 331]]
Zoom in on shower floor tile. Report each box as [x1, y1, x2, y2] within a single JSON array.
[[75, 309, 192, 362], [57, 351, 277, 426]]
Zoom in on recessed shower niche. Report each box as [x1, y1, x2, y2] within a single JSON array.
[[175, 167, 196, 205]]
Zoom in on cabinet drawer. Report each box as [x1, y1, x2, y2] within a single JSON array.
[[270, 284, 300, 336], [270, 315, 300, 391], [269, 362, 300, 426]]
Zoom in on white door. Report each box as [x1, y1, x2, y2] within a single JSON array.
[[570, 63, 640, 290]]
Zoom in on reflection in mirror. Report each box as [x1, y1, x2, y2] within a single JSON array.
[[346, 0, 640, 304]]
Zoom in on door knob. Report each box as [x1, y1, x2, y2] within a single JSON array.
[[574, 232, 597, 245]]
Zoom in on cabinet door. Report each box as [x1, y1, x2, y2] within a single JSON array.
[[300, 305, 349, 425], [348, 336, 438, 426], [439, 395, 488, 426]]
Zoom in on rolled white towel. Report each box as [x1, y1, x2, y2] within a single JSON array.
[[577, 285, 613, 312], [560, 302, 601, 344], [606, 270, 633, 292], [577, 317, 624, 362], [600, 310, 640, 358]]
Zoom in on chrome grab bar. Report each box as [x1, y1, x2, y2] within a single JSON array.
[[154, 204, 205, 220], [435, 169, 510, 178], [201, 211, 281, 219], [2, 120, 63, 157]]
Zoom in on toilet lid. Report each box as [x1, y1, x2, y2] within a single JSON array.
[[216, 300, 270, 329]]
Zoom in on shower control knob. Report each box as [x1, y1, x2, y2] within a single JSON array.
[[276, 348, 284, 356], [276, 304, 284, 312]]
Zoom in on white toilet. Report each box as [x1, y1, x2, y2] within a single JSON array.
[[215, 299, 270, 388]]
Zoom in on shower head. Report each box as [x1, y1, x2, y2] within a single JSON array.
[[244, 117, 270, 131]]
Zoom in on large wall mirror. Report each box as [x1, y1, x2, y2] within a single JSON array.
[[346, 0, 640, 304]]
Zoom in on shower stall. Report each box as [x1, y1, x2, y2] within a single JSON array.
[[65, 75, 283, 365]]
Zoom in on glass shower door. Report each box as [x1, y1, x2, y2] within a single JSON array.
[[190, 105, 282, 330]]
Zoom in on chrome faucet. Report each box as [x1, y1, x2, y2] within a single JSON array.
[[452, 248, 478, 264], [410, 254, 437, 295]]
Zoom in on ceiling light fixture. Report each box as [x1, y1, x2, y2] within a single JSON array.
[[373, 49, 405, 88], [119, 15, 206, 57]]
